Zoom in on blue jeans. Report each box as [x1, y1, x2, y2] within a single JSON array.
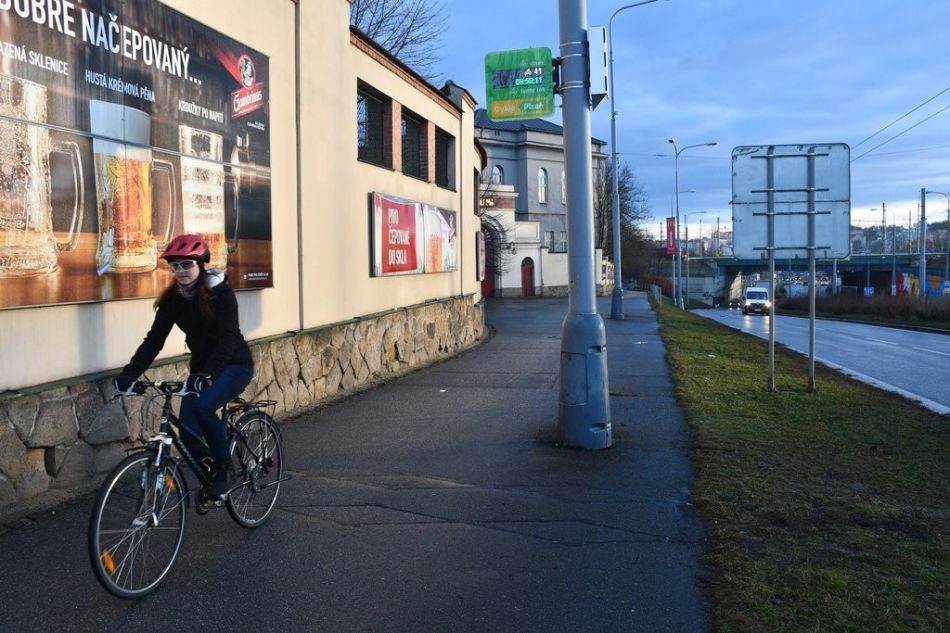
[[178, 364, 254, 466]]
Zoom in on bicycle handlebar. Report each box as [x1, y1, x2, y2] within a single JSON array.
[[113, 379, 194, 398]]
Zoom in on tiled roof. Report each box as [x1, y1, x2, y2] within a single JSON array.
[[475, 109, 606, 145]]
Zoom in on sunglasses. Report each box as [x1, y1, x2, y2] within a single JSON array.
[[168, 260, 198, 272]]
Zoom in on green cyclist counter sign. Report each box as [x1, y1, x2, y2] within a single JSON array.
[[484, 47, 554, 121]]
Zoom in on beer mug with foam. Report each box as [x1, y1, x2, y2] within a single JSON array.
[[179, 125, 236, 269], [0, 75, 84, 277], [90, 101, 174, 274]]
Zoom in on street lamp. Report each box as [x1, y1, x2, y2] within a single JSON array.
[[684, 210, 707, 307], [925, 190, 949, 293], [669, 138, 717, 308], [607, 0, 665, 319]]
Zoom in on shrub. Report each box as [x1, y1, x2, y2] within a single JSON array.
[[639, 274, 672, 298], [777, 294, 950, 323]]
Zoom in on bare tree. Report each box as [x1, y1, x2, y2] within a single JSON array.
[[350, 0, 446, 81], [593, 161, 650, 253]]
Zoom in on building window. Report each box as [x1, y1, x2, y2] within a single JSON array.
[[538, 168, 548, 204], [435, 128, 454, 189], [357, 88, 385, 166], [544, 230, 554, 249], [561, 170, 566, 204], [491, 165, 504, 185], [401, 111, 425, 179]]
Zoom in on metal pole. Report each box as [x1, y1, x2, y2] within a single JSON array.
[[669, 140, 716, 309], [919, 188, 927, 297], [606, 0, 663, 319], [945, 198, 950, 292], [673, 149, 681, 307], [945, 198, 949, 294], [832, 259, 838, 295], [685, 223, 690, 307], [608, 49, 623, 318], [807, 148, 817, 393], [891, 205, 897, 295], [699, 215, 704, 257], [766, 147, 776, 392], [557, 0, 611, 450]]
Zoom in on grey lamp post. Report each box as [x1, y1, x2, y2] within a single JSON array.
[[925, 190, 949, 293], [668, 139, 717, 308], [607, 0, 664, 319]]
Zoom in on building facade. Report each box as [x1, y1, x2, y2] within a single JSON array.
[[0, 0, 484, 514], [474, 109, 610, 296]]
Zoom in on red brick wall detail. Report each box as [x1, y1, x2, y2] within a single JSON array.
[[384, 100, 401, 172]]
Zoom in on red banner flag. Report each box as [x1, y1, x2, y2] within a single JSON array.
[[666, 217, 676, 255]]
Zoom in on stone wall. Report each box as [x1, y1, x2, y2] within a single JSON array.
[[497, 285, 609, 298], [0, 296, 484, 517]]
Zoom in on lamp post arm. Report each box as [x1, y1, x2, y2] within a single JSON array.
[[679, 141, 715, 154]]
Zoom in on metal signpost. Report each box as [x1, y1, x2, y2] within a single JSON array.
[[732, 143, 851, 393], [484, 47, 555, 122], [554, 0, 611, 449], [483, 4, 611, 449]]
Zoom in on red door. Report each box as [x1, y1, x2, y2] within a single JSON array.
[[521, 258, 535, 296], [482, 264, 496, 297]]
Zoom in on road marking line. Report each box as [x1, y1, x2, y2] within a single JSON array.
[[815, 356, 950, 416], [867, 337, 896, 345], [913, 346, 950, 357]]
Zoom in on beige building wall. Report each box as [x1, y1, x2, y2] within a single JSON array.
[[298, 1, 480, 326], [0, 0, 481, 394]]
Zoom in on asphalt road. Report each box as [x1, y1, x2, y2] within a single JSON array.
[[695, 307, 950, 414], [0, 296, 707, 632]]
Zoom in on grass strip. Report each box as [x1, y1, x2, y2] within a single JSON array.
[[653, 298, 949, 632]]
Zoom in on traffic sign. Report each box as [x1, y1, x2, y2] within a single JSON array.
[[484, 47, 554, 121], [732, 143, 851, 260]]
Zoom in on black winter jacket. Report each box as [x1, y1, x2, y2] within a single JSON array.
[[122, 282, 253, 379]]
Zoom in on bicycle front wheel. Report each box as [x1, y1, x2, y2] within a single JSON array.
[[226, 412, 284, 528], [88, 452, 186, 599]]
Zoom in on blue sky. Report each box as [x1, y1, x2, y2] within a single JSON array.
[[434, 0, 950, 239]]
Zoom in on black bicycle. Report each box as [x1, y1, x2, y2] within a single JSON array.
[[88, 379, 286, 599]]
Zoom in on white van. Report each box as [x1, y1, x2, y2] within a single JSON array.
[[742, 287, 771, 316]]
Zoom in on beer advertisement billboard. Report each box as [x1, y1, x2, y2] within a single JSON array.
[[0, 0, 273, 309], [371, 192, 457, 277], [372, 192, 423, 276]]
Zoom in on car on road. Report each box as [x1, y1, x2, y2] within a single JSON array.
[[742, 288, 771, 315], [728, 297, 742, 309]]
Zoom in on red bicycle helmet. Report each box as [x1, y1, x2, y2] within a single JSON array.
[[161, 234, 210, 262]]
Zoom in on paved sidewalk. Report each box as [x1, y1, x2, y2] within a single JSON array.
[[0, 293, 707, 632]]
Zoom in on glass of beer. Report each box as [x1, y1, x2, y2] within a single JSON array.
[[179, 125, 231, 269], [0, 74, 84, 277], [91, 101, 174, 274]]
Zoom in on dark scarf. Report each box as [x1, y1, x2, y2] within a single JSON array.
[[177, 277, 200, 300]]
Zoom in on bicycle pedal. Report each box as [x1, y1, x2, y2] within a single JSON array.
[[196, 494, 225, 514]]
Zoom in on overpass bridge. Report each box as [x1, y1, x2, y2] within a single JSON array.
[[687, 252, 949, 301]]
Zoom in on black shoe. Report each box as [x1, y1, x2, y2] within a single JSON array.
[[207, 464, 232, 498]]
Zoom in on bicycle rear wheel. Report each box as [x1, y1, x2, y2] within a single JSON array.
[[226, 412, 283, 528], [88, 452, 186, 599]]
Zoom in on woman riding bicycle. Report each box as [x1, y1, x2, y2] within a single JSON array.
[[113, 234, 254, 498]]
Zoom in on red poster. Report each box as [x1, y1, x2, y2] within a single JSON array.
[[666, 217, 676, 255], [374, 193, 421, 275]]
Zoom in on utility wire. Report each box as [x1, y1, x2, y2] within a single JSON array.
[[851, 102, 950, 162], [852, 83, 950, 149], [864, 142, 950, 158]]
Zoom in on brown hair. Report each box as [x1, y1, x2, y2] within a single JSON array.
[[154, 266, 215, 320]]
